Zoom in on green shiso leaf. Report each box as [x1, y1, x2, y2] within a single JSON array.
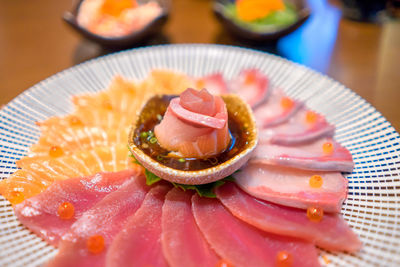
[[224, 3, 298, 32], [145, 169, 162, 186]]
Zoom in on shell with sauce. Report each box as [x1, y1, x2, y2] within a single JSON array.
[[128, 94, 258, 185]]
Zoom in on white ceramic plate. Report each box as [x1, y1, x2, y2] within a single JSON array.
[[0, 44, 399, 266]]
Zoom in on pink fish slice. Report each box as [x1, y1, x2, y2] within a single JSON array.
[[161, 188, 220, 267], [259, 108, 335, 145], [195, 73, 229, 95], [192, 194, 320, 267], [254, 89, 303, 127], [234, 163, 348, 213], [46, 174, 149, 267], [216, 183, 361, 252], [106, 185, 171, 267], [250, 138, 354, 172], [14, 169, 140, 246], [229, 68, 270, 108]]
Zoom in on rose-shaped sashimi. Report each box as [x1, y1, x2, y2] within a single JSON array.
[[154, 88, 231, 159]]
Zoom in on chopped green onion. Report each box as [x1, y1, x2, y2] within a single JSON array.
[[156, 114, 163, 121], [149, 137, 157, 144], [140, 132, 148, 138], [156, 155, 164, 162], [178, 158, 186, 163]]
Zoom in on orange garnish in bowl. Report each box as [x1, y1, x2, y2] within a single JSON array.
[[101, 0, 137, 17], [236, 0, 285, 22]]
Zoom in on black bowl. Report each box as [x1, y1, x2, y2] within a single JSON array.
[[63, 0, 169, 49], [213, 0, 311, 42]]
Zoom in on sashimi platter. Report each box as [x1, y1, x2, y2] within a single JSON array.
[[0, 45, 399, 267]]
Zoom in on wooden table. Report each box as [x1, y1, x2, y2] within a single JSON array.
[[0, 0, 399, 130]]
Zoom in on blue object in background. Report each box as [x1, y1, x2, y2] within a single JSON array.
[[277, 0, 342, 73]]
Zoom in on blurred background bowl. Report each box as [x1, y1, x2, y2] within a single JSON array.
[[213, 0, 311, 42], [63, 0, 169, 49]]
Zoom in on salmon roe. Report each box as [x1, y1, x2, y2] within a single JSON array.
[[216, 259, 234, 267], [10, 191, 24, 204], [305, 111, 318, 124], [49, 146, 64, 158], [309, 175, 323, 188], [103, 99, 113, 110], [70, 116, 83, 127], [196, 79, 206, 89], [244, 72, 256, 85], [87, 235, 105, 254], [322, 142, 334, 155], [276, 250, 293, 267], [280, 97, 294, 110], [237, 0, 285, 22], [57, 202, 75, 220], [101, 0, 136, 17], [307, 206, 324, 222]]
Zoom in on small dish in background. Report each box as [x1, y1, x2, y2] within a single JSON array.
[[213, 0, 311, 42], [63, 0, 169, 49]]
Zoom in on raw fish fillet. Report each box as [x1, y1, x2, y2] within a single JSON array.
[[155, 88, 230, 158], [106, 184, 171, 267], [234, 163, 348, 212], [0, 144, 134, 205], [46, 174, 149, 267], [259, 108, 335, 145], [192, 195, 320, 267], [14, 169, 140, 246], [229, 69, 269, 108], [250, 138, 354, 172], [254, 89, 303, 127], [29, 127, 129, 156], [195, 73, 229, 95], [216, 183, 361, 252], [162, 188, 219, 267]]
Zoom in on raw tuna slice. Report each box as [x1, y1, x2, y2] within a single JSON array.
[[106, 185, 171, 267], [195, 73, 229, 95], [14, 169, 140, 246], [234, 163, 348, 212], [46, 174, 149, 267], [216, 183, 361, 252], [229, 69, 269, 108], [192, 195, 320, 267], [254, 89, 302, 127], [162, 188, 219, 267], [250, 138, 354, 172], [259, 108, 335, 145]]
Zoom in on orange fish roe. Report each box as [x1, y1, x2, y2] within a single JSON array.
[[69, 116, 83, 127], [244, 72, 256, 85], [305, 111, 318, 124], [276, 250, 293, 267], [307, 206, 324, 222], [101, 0, 137, 17], [322, 142, 334, 155], [87, 235, 105, 254], [196, 79, 206, 89], [236, 0, 285, 22], [57, 202, 75, 220], [103, 99, 113, 110], [309, 175, 323, 188], [322, 254, 331, 265], [280, 97, 294, 110], [49, 146, 64, 158], [216, 259, 234, 267], [10, 191, 24, 204]]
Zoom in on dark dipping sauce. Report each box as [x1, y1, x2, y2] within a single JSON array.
[[133, 95, 249, 171]]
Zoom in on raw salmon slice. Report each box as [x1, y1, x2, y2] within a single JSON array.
[[0, 145, 135, 205], [145, 69, 195, 94], [194, 73, 229, 95], [14, 169, 140, 246], [234, 163, 348, 212], [29, 127, 129, 156], [250, 138, 354, 172], [229, 68, 270, 108], [216, 183, 361, 252], [192, 195, 320, 267], [254, 89, 303, 127], [259, 108, 335, 145], [46, 174, 149, 267], [161, 188, 219, 267], [106, 184, 171, 267]]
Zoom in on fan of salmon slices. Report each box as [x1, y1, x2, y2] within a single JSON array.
[[0, 68, 361, 267]]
